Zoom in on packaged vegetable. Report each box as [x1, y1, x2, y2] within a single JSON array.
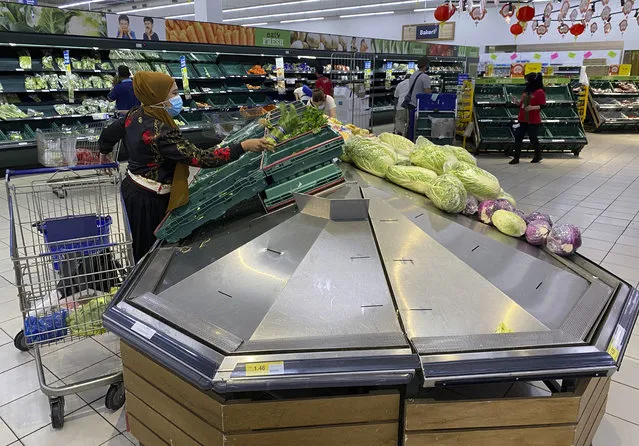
[[386, 165, 437, 195], [492, 210, 527, 237], [426, 174, 467, 213], [410, 147, 456, 175], [345, 136, 396, 178], [378, 132, 415, 156], [444, 160, 502, 201]]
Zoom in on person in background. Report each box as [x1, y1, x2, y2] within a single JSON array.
[[508, 72, 546, 165], [310, 89, 337, 118], [108, 65, 141, 117], [315, 66, 333, 97], [394, 74, 410, 136], [98, 72, 272, 262], [143, 17, 159, 41], [406, 57, 432, 109], [116, 15, 136, 39], [293, 83, 313, 103]]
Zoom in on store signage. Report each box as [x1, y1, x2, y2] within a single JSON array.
[[608, 51, 618, 59], [180, 56, 191, 100], [18, 0, 38, 5], [550, 53, 559, 60], [364, 60, 372, 91], [254, 29, 290, 49], [385, 63, 393, 90], [407, 62, 415, 74], [510, 53, 518, 61], [567, 52, 577, 59], [275, 57, 285, 95], [619, 64, 632, 76], [584, 51, 593, 59], [533, 53, 542, 60], [525, 62, 542, 74], [63, 50, 73, 104], [416, 24, 439, 40], [457, 73, 470, 85], [510, 63, 525, 78]]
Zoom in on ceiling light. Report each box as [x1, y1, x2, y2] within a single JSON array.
[[59, 0, 104, 9], [340, 11, 395, 18], [119, 3, 190, 14], [224, 0, 322, 13], [223, 0, 417, 22], [414, 8, 436, 11], [242, 22, 269, 26], [280, 17, 325, 23], [165, 13, 195, 19]]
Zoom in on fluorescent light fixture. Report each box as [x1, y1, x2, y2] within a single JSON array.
[[224, 0, 418, 22], [165, 13, 195, 19], [298, 55, 317, 59], [59, 0, 104, 9], [225, 0, 321, 13], [242, 22, 269, 26], [280, 17, 325, 23], [340, 11, 395, 18], [414, 8, 436, 12], [119, 3, 190, 14]]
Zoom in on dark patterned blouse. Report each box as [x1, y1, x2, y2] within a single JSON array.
[[98, 107, 243, 184]]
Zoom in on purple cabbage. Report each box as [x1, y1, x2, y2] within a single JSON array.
[[494, 198, 515, 213], [525, 220, 552, 246], [462, 196, 479, 216], [526, 211, 553, 226], [513, 209, 527, 220], [546, 224, 582, 256], [478, 200, 497, 224]]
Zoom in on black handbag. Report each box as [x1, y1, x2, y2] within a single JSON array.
[[401, 72, 424, 110]]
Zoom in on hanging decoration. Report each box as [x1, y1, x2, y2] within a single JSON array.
[[569, 9, 579, 22], [470, 6, 486, 24], [584, 8, 593, 23], [516, 5, 535, 22], [590, 21, 598, 34], [500, 3, 515, 23], [434, 3, 457, 24], [579, 0, 590, 13], [558, 0, 571, 20], [570, 22, 586, 39], [636, 13, 639, 26], [601, 5, 611, 21], [544, 15, 551, 28], [601, 0, 609, 4], [510, 22, 524, 39], [604, 21, 612, 33], [536, 24, 548, 37], [532, 20, 539, 31], [544, 2, 553, 17], [622, 0, 634, 15], [619, 18, 628, 33], [558, 22, 570, 37]]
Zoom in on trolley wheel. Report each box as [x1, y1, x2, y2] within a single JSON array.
[[105, 382, 125, 411], [50, 397, 65, 429], [13, 330, 29, 352]]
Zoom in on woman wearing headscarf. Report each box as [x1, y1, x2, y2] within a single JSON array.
[[99, 71, 271, 262]]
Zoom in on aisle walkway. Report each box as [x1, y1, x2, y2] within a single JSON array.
[[478, 133, 639, 445], [0, 133, 636, 444]]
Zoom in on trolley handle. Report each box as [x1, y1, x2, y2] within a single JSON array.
[[5, 163, 119, 180]]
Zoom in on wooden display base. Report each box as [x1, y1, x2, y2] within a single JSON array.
[[120, 341, 610, 446]]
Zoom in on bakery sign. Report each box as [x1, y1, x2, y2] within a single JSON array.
[[402, 23, 456, 41]]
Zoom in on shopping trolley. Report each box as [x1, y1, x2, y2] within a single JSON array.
[[5, 163, 134, 429]]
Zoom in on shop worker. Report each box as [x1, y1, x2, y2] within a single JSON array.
[[315, 65, 333, 97], [98, 72, 272, 263], [116, 14, 136, 39], [108, 65, 140, 117], [143, 17, 160, 41], [394, 74, 410, 136], [508, 72, 546, 165], [406, 57, 432, 109], [310, 89, 337, 118]]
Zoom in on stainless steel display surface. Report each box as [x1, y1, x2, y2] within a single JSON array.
[[104, 164, 639, 392]]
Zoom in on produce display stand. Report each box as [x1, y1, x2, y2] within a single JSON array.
[[587, 76, 639, 131], [472, 77, 588, 156], [410, 92, 457, 143], [105, 154, 637, 445]]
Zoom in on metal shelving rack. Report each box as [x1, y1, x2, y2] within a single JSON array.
[[587, 77, 639, 131]]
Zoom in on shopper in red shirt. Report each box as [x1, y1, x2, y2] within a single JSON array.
[[315, 65, 333, 97], [509, 72, 546, 164]]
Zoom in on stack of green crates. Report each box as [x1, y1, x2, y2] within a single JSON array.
[[261, 126, 345, 210]]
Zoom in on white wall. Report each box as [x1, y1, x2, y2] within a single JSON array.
[[270, 9, 639, 51]]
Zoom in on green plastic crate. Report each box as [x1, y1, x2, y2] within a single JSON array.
[[545, 124, 586, 139], [479, 125, 513, 141], [544, 85, 573, 103], [190, 151, 262, 195], [542, 107, 579, 119], [261, 126, 344, 182], [475, 107, 511, 119], [263, 164, 344, 210], [220, 63, 248, 77], [195, 64, 223, 79], [474, 86, 507, 103], [166, 63, 198, 78]]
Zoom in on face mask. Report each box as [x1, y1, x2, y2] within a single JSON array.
[[167, 95, 183, 117]]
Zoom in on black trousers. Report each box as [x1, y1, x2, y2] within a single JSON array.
[[121, 176, 170, 263], [512, 122, 541, 160]]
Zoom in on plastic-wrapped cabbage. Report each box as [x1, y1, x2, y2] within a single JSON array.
[[410, 147, 456, 175], [462, 195, 479, 216], [415, 135, 437, 149], [426, 174, 467, 213], [492, 210, 527, 237], [379, 132, 415, 156], [346, 136, 396, 177], [339, 145, 352, 163], [526, 211, 553, 226], [444, 161, 501, 201], [526, 220, 552, 246], [498, 189, 516, 207], [386, 165, 437, 195], [396, 154, 411, 166], [546, 224, 582, 256], [67, 294, 113, 336], [442, 145, 477, 165], [478, 200, 497, 224]]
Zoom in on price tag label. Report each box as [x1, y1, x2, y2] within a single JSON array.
[[275, 57, 285, 95], [364, 60, 371, 91], [246, 361, 285, 376], [607, 325, 626, 362], [533, 53, 542, 60], [567, 52, 576, 59], [608, 50, 618, 59], [63, 50, 73, 104], [407, 61, 415, 74], [619, 64, 632, 76], [131, 321, 156, 340], [489, 54, 498, 60], [180, 56, 191, 100], [525, 62, 542, 75]]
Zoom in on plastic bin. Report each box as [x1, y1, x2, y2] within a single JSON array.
[[416, 93, 457, 112], [476, 107, 511, 119], [220, 63, 248, 77], [195, 64, 224, 79], [542, 107, 579, 119]]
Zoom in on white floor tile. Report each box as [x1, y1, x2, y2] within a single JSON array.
[[100, 435, 134, 446], [0, 300, 21, 324], [606, 381, 639, 425], [0, 419, 17, 446], [122, 431, 139, 445], [95, 333, 120, 356], [0, 386, 86, 439], [20, 406, 119, 446], [614, 356, 639, 389], [91, 399, 126, 432], [0, 361, 56, 407], [0, 317, 23, 342], [626, 334, 639, 361], [0, 330, 11, 347], [0, 343, 33, 374], [62, 355, 122, 405], [41, 339, 114, 380], [593, 414, 639, 446]]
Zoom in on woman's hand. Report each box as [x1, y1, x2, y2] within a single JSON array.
[[241, 138, 275, 152], [525, 105, 539, 111]]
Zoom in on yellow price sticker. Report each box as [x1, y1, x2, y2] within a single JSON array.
[[245, 361, 285, 376], [607, 345, 620, 362], [525, 62, 542, 75], [619, 64, 632, 76], [606, 325, 626, 363]]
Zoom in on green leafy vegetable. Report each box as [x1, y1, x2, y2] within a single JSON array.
[[441, 144, 477, 165], [443, 160, 501, 201], [67, 294, 114, 336], [36, 7, 67, 35], [345, 136, 396, 177], [386, 165, 437, 195], [426, 174, 467, 213], [378, 132, 415, 156], [410, 147, 456, 175], [492, 210, 527, 237]]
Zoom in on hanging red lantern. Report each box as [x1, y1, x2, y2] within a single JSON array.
[[434, 3, 456, 23], [570, 23, 585, 39], [510, 22, 524, 38], [516, 5, 535, 22]]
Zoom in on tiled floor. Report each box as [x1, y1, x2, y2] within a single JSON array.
[[0, 132, 637, 444]]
